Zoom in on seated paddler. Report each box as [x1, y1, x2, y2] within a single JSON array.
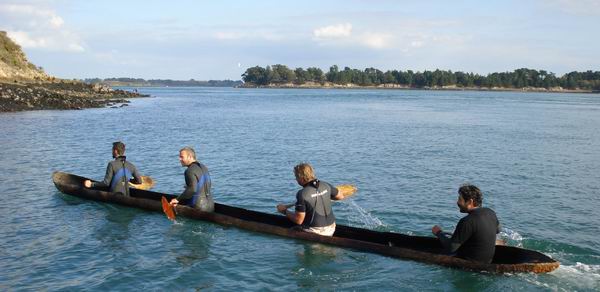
[[83, 141, 143, 196], [276, 163, 349, 236], [431, 184, 501, 263], [169, 146, 215, 212]]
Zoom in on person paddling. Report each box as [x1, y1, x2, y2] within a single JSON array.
[[276, 163, 350, 236], [432, 184, 501, 263], [169, 146, 214, 212], [83, 141, 143, 196]]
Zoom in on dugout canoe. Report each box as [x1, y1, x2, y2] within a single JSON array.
[[52, 171, 559, 273]]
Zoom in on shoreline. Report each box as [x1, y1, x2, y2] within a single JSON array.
[[238, 82, 597, 94], [0, 79, 149, 113]]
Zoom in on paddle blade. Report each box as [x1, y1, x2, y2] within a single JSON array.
[[161, 196, 176, 220], [129, 176, 155, 190], [335, 184, 357, 198]]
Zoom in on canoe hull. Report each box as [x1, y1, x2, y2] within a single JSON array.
[[52, 171, 559, 273]]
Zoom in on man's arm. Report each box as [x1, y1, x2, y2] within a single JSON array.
[[129, 164, 143, 185], [281, 209, 305, 225], [433, 219, 471, 254], [177, 169, 197, 201], [277, 191, 306, 225], [91, 163, 113, 188], [496, 218, 501, 234], [329, 183, 344, 200]]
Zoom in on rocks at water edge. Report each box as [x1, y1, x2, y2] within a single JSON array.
[[0, 80, 148, 112]]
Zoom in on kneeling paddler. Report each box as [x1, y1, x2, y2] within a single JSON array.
[[169, 146, 214, 212], [276, 163, 350, 236], [83, 141, 143, 196], [432, 184, 501, 263]]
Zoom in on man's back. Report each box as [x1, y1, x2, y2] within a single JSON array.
[[295, 180, 336, 228], [453, 207, 499, 263]]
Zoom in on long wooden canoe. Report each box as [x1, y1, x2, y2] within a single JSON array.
[[52, 171, 559, 273]]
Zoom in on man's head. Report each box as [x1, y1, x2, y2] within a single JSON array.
[[457, 184, 483, 213], [179, 146, 197, 166], [112, 141, 126, 158], [294, 163, 316, 186]]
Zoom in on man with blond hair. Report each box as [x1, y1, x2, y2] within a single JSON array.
[[276, 163, 348, 236], [170, 146, 214, 212]]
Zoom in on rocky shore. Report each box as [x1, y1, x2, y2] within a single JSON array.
[[0, 80, 149, 112], [1, 31, 149, 113]]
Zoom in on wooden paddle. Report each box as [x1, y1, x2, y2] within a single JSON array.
[[284, 184, 357, 209], [161, 196, 176, 220], [129, 175, 155, 190]]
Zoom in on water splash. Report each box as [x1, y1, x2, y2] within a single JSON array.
[[549, 262, 600, 291], [346, 201, 385, 229], [499, 227, 523, 247]]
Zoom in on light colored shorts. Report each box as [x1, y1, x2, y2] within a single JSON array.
[[304, 223, 336, 236]]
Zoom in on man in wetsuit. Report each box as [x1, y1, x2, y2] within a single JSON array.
[[431, 184, 501, 263], [276, 163, 349, 236], [83, 141, 143, 196], [169, 146, 214, 212]]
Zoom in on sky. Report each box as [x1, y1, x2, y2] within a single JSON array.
[[1, 0, 599, 80]]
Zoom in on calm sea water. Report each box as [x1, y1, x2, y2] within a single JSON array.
[[1, 88, 599, 291]]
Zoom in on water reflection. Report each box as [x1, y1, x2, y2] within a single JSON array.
[[296, 243, 339, 268], [293, 243, 342, 289], [449, 270, 496, 291], [167, 222, 213, 267], [94, 205, 137, 246]]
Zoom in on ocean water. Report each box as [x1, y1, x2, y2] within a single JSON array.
[[1, 87, 599, 291]]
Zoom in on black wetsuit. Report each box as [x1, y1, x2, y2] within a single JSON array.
[[91, 156, 142, 196], [436, 207, 500, 263], [177, 161, 214, 212], [294, 180, 339, 228]]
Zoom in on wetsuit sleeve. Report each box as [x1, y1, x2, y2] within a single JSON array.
[[295, 190, 306, 213], [177, 168, 197, 201], [496, 218, 501, 234], [449, 218, 473, 252], [92, 162, 113, 188], [130, 164, 142, 184], [327, 182, 339, 199], [437, 218, 471, 254]]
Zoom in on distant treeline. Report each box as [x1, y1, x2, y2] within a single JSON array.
[[83, 78, 243, 87], [242, 65, 600, 90]]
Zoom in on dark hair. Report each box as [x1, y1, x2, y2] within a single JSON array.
[[113, 141, 126, 156], [458, 184, 483, 206]]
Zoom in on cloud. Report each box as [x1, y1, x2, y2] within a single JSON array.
[[545, 0, 600, 15], [410, 41, 424, 48], [0, 3, 85, 52], [213, 30, 287, 41], [313, 23, 393, 49], [359, 33, 392, 49], [313, 23, 352, 39]]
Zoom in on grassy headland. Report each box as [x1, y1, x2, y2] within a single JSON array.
[[0, 31, 147, 112]]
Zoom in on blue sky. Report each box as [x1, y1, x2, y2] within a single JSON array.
[[1, 0, 599, 80]]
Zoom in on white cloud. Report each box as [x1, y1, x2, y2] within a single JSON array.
[[0, 3, 84, 52], [313, 23, 352, 39], [5, 31, 47, 48], [545, 0, 600, 15], [359, 33, 392, 49], [410, 41, 424, 48], [213, 30, 286, 41], [215, 32, 241, 40], [313, 23, 394, 50]]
